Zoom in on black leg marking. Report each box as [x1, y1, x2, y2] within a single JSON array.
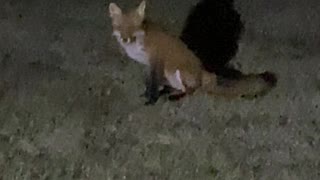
[[141, 85, 173, 102], [144, 76, 159, 105], [144, 61, 163, 105]]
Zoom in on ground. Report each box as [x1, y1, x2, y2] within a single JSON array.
[[0, 0, 320, 179]]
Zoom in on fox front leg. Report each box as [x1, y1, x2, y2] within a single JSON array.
[[143, 61, 164, 105], [140, 84, 172, 98], [141, 79, 173, 97]]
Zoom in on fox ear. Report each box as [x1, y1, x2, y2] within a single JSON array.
[[136, 0, 146, 18], [109, 3, 122, 17]]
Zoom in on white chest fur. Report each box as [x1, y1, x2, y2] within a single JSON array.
[[113, 31, 149, 65], [120, 41, 149, 65]]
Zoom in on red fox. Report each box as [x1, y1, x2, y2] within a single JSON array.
[[108, 1, 277, 105]]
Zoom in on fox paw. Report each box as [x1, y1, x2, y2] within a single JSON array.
[[168, 93, 186, 101], [144, 96, 159, 105], [144, 100, 156, 105], [142, 90, 160, 105], [159, 85, 173, 96]]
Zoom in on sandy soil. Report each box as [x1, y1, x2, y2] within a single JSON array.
[[0, 0, 320, 179]]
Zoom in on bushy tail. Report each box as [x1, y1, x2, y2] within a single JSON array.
[[202, 71, 277, 99]]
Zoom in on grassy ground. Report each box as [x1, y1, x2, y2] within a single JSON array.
[[0, 0, 319, 179]]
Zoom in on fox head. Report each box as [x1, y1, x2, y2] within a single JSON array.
[[109, 1, 146, 44]]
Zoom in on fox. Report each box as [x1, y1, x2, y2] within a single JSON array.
[[108, 0, 277, 105]]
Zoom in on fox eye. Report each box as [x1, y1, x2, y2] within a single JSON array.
[[120, 36, 137, 43], [120, 37, 131, 43]]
